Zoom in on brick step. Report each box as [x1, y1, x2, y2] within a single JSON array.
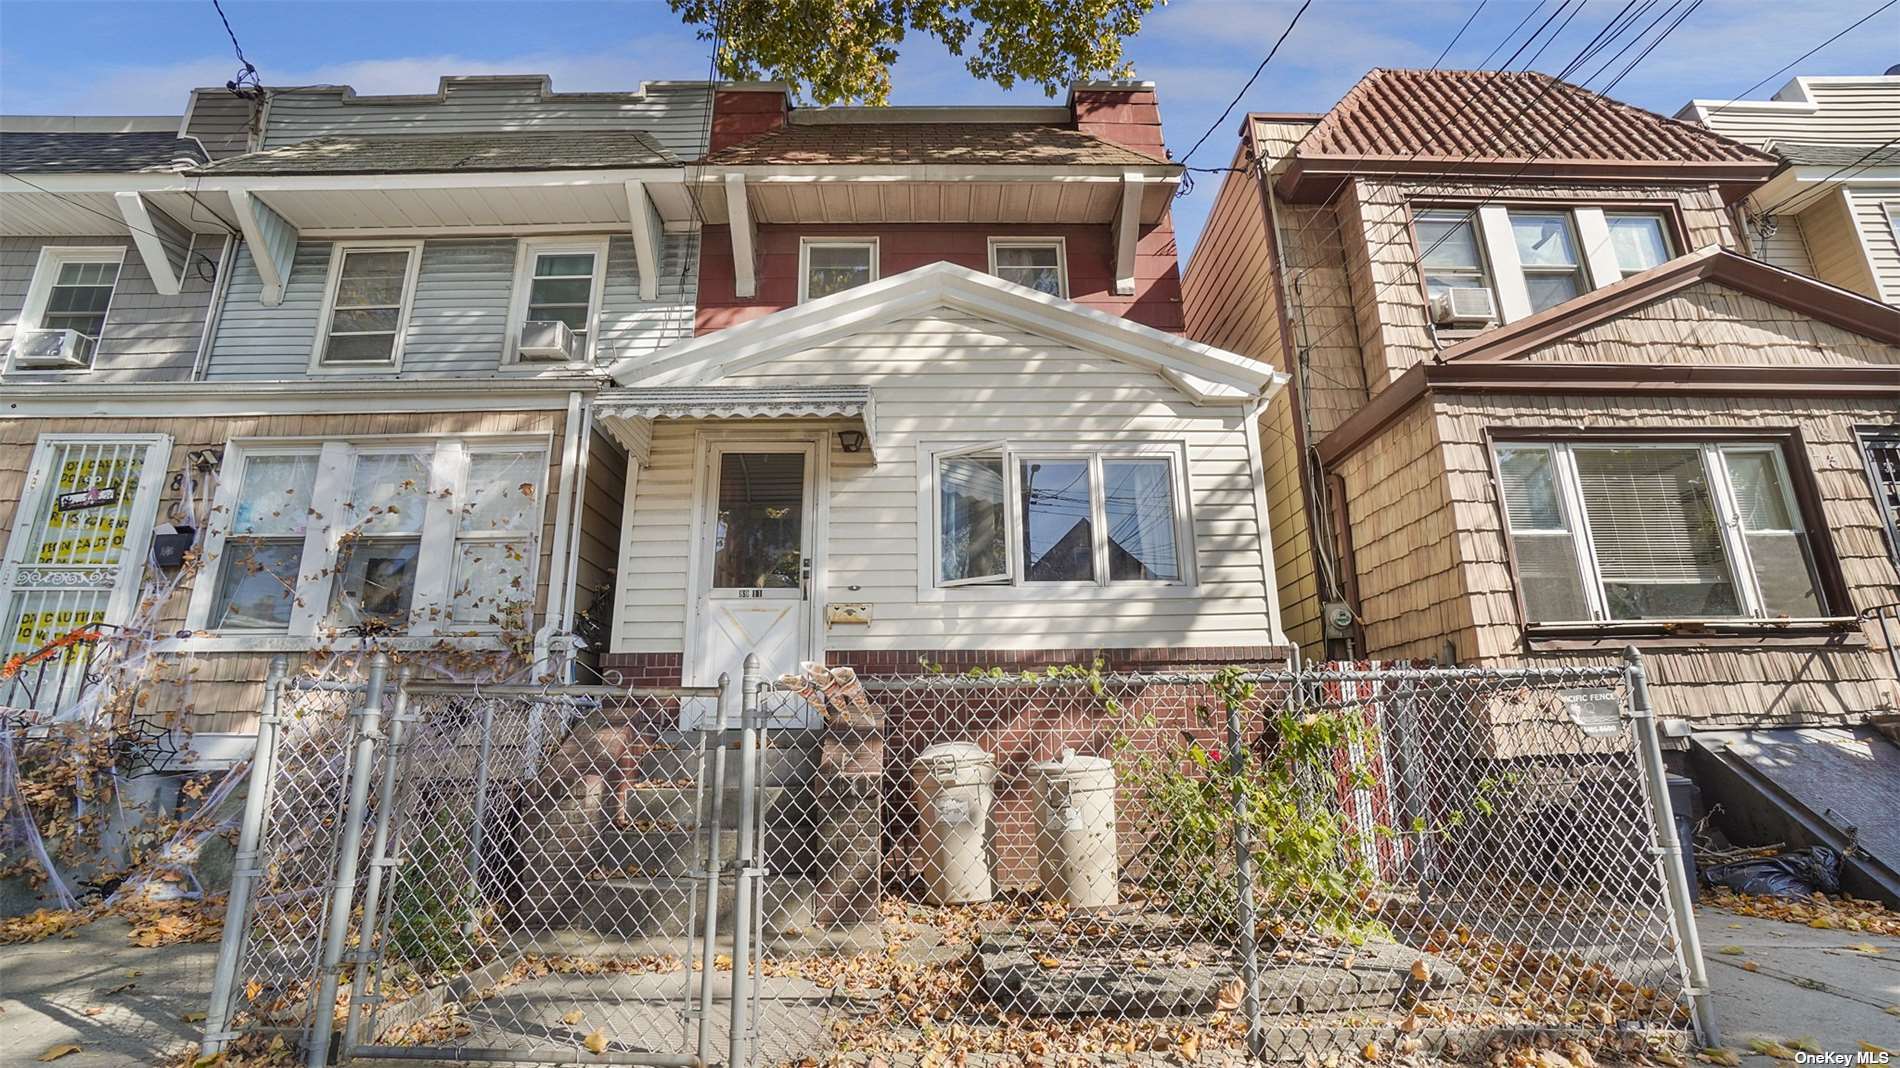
[[579, 875, 817, 937]]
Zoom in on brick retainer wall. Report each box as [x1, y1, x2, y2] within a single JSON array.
[[600, 645, 1290, 686]]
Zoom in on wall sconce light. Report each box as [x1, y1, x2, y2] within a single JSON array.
[[837, 430, 867, 454]]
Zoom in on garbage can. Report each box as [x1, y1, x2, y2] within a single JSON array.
[[911, 741, 996, 905], [1027, 748, 1119, 908]]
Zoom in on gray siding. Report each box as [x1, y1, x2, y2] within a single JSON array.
[[1, 235, 217, 384], [204, 233, 697, 379], [183, 90, 257, 159], [260, 79, 712, 160]]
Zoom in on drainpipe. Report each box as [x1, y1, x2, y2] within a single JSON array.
[[558, 394, 596, 683], [189, 233, 237, 381], [537, 389, 586, 681]]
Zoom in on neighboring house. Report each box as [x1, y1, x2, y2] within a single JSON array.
[[1, 76, 712, 743], [1679, 75, 1900, 304], [1183, 68, 1900, 728], [596, 83, 1290, 695]]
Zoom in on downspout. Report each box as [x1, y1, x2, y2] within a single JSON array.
[[537, 389, 586, 683], [558, 394, 597, 684], [189, 233, 237, 381]]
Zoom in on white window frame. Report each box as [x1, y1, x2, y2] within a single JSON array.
[[1495, 439, 1835, 627], [308, 240, 424, 373], [797, 237, 879, 304], [987, 237, 1069, 297], [1431, 205, 1679, 324], [504, 236, 611, 367], [918, 439, 1198, 600], [1598, 210, 1678, 279], [7, 245, 127, 374], [184, 434, 552, 650]]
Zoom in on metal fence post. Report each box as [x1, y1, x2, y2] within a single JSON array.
[[1227, 678, 1265, 1060], [462, 687, 498, 936], [307, 651, 390, 1068], [695, 670, 731, 1068], [730, 655, 762, 1068], [1624, 647, 1720, 1047], [341, 665, 412, 1055], [200, 655, 289, 1057]]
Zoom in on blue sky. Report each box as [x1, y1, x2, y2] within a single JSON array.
[[2, 0, 1892, 259]]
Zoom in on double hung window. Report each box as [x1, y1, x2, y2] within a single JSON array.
[[11, 247, 124, 369], [313, 243, 421, 369], [988, 239, 1067, 296], [799, 239, 878, 302], [934, 443, 1188, 589], [1494, 440, 1827, 626], [195, 438, 549, 640]]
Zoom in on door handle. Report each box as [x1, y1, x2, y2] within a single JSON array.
[[800, 555, 813, 596]]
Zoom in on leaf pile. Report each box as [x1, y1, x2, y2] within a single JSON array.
[[1704, 887, 1900, 937]]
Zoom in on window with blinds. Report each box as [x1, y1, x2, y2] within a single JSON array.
[[1494, 440, 1828, 625]]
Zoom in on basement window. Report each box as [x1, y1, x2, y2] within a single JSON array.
[[1494, 440, 1829, 628]]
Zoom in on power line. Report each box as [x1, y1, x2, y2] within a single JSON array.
[[210, 0, 262, 99], [1699, 0, 1896, 118], [1757, 134, 1900, 218], [1176, 0, 1313, 169], [1432, 0, 1490, 70]]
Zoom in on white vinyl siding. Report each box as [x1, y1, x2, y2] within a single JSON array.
[[614, 310, 1279, 654], [1845, 186, 1900, 304], [1, 236, 218, 384]]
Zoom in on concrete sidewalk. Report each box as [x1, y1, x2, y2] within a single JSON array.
[[0, 916, 217, 1067], [1696, 905, 1900, 1062]]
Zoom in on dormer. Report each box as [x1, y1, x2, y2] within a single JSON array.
[[690, 82, 1186, 333]]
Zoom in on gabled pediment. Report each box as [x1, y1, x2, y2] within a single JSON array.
[[606, 261, 1285, 404]]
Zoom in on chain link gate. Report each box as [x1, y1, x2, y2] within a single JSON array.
[[204, 651, 1711, 1067]]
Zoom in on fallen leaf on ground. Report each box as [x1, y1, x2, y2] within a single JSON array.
[[583, 1029, 607, 1054], [1742, 960, 1758, 972], [1409, 958, 1430, 982], [36, 1046, 80, 1063], [1697, 1049, 1739, 1066], [1361, 1041, 1381, 1061], [1716, 945, 1744, 955], [1860, 1042, 1890, 1055], [1212, 978, 1242, 1012], [561, 1009, 584, 1025]]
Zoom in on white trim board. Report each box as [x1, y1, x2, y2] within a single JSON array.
[[607, 261, 1286, 405]]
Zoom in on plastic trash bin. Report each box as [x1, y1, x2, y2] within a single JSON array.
[[911, 741, 996, 905], [1027, 748, 1119, 908]]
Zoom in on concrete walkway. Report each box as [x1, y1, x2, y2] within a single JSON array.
[[1696, 904, 1900, 1062], [0, 916, 218, 1067]]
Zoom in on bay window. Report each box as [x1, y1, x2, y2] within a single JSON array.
[[1494, 439, 1828, 627], [193, 437, 549, 641], [932, 443, 1189, 590]]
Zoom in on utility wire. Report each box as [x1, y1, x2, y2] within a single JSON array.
[[1756, 134, 1900, 218], [1698, 0, 1896, 118], [211, 0, 262, 98], [1432, 0, 1490, 70], [1176, 0, 1313, 169]]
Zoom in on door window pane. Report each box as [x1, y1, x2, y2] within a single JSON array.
[[1103, 460, 1179, 581], [1495, 446, 1591, 623], [804, 244, 875, 300], [712, 452, 804, 589], [939, 454, 1008, 584], [1572, 447, 1739, 619], [1607, 214, 1673, 275], [1722, 449, 1823, 617], [1020, 459, 1094, 582], [213, 454, 319, 629], [993, 244, 1064, 295], [323, 249, 410, 365]]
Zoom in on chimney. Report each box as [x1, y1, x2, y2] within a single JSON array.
[[709, 83, 789, 153], [1070, 81, 1167, 160]]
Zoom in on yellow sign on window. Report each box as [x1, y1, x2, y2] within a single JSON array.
[[35, 457, 138, 565]]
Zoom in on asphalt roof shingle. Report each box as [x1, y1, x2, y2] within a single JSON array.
[[697, 122, 1171, 167], [1292, 68, 1774, 165], [1766, 140, 1900, 167], [193, 130, 674, 175], [0, 131, 207, 173]]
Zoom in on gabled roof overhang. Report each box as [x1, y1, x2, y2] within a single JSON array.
[[607, 260, 1284, 405], [1316, 248, 1900, 466], [1272, 155, 1779, 204]]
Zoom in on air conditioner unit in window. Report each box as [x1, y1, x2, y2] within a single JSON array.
[[1429, 287, 1497, 325], [518, 320, 577, 362], [10, 328, 87, 369]]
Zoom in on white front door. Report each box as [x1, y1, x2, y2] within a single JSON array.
[[685, 441, 821, 728]]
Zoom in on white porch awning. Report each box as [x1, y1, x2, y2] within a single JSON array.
[[596, 385, 876, 463]]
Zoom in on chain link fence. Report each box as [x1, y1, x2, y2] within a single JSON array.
[[202, 654, 1710, 1067]]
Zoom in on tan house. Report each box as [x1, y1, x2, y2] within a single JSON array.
[[1679, 74, 1900, 304], [1183, 68, 1900, 728]]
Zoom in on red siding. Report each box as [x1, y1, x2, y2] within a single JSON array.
[[709, 88, 787, 153], [695, 221, 1186, 334], [1072, 87, 1168, 160]]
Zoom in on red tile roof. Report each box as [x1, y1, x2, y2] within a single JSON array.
[[697, 122, 1172, 167], [1294, 68, 1774, 165]]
